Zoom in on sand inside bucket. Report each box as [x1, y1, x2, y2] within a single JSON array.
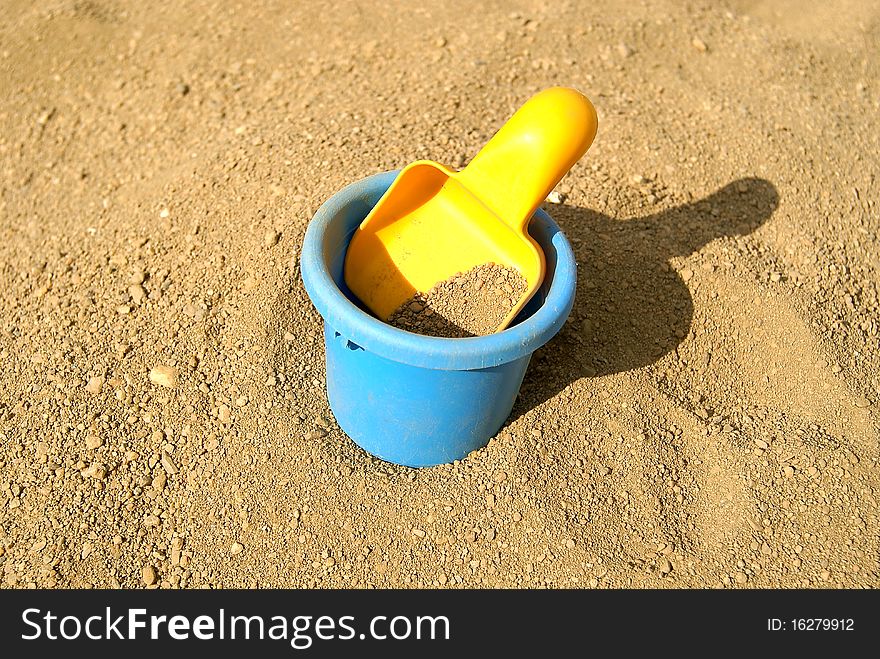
[[387, 263, 527, 337]]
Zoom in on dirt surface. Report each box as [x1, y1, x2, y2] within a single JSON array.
[[1, 0, 878, 589], [387, 263, 527, 337]]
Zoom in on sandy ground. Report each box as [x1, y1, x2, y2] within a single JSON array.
[[1, 0, 878, 589]]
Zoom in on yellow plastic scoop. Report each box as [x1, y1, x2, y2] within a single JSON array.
[[344, 87, 598, 332]]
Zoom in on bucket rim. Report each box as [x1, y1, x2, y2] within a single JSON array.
[[300, 170, 577, 371]]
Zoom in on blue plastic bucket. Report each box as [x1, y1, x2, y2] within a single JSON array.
[[301, 171, 577, 467]]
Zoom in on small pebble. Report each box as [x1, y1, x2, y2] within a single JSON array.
[[85, 376, 103, 395], [142, 565, 157, 586], [218, 404, 231, 423], [149, 365, 179, 389], [230, 542, 244, 555], [161, 451, 178, 475], [129, 284, 146, 303], [264, 229, 280, 248], [83, 463, 106, 480]]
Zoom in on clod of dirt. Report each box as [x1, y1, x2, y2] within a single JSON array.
[[387, 263, 527, 337]]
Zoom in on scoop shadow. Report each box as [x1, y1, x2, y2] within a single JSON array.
[[510, 177, 779, 419]]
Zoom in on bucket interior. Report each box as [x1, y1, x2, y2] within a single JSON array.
[[324, 203, 561, 331]]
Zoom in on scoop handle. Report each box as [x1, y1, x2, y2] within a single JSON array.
[[456, 87, 597, 231]]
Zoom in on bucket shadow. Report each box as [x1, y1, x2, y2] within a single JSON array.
[[511, 177, 779, 418]]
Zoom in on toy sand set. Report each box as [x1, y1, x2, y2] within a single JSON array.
[[1, 0, 879, 589], [303, 87, 595, 467]]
